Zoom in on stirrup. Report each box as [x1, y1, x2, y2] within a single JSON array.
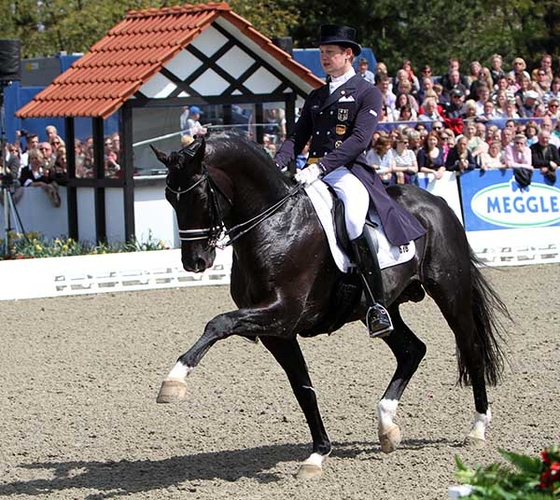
[[366, 304, 394, 339]]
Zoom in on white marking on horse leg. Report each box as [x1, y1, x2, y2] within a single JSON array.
[[377, 398, 401, 453], [296, 452, 329, 479], [467, 409, 492, 442], [377, 398, 399, 431], [165, 362, 193, 382], [302, 385, 316, 393]]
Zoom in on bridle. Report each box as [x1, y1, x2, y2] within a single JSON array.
[[166, 162, 301, 249]]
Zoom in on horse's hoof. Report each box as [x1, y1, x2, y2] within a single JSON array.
[[156, 380, 188, 403], [464, 435, 486, 448], [379, 424, 401, 454], [296, 463, 322, 480]]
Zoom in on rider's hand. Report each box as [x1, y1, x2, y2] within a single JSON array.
[[294, 163, 322, 186]]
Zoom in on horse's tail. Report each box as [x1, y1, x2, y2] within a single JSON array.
[[458, 248, 510, 387]]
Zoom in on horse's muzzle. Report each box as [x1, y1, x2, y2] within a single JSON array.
[[181, 247, 215, 273]]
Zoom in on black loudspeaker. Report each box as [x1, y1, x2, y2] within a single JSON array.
[[271, 37, 293, 56], [0, 39, 21, 83]]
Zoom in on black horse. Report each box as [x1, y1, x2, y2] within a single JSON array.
[[152, 132, 508, 479]]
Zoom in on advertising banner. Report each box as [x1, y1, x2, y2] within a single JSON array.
[[459, 169, 560, 231]]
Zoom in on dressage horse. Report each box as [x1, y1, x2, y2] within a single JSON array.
[[152, 132, 508, 479]]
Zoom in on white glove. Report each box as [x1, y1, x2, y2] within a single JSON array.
[[294, 163, 322, 186]]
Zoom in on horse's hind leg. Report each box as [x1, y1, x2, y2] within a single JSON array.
[[426, 273, 497, 447], [260, 336, 331, 480], [377, 306, 426, 454]]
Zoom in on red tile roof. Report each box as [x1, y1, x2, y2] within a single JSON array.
[[16, 2, 322, 119]]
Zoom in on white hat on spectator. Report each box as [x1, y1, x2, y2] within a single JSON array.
[[525, 90, 539, 100]]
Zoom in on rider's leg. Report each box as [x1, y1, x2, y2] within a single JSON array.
[[322, 168, 393, 338], [350, 230, 393, 338]]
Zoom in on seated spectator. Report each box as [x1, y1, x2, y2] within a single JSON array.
[[539, 116, 560, 147], [534, 68, 551, 98], [376, 74, 397, 113], [505, 100, 520, 119], [474, 85, 492, 115], [395, 80, 419, 110], [486, 124, 501, 143], [445, 89, 467, 118], [406, 129, 423, 153], [51, 146, 68, 185], [546, 97, 560, 119], [417, 131, 446, 180], [357, 57, 375, 84], [508, 57, 531, 88], [19, 148, 61, 207], [489, 54, 506, 87], [463, 99, 478, 120], [50, 135, 65, 155], [492, 90, 510, 118], [420, 64, 434, 82], [391, 132, 418, 184], [544, 77, 560, 107], [503, 134, 533, 170], [463, 120, 488, 157], [365, 134, 395, 185], [39, 142, 55, 168], [524, 121, 540, 146], [491, 75, 516, 103], [400, 59, 420, 93], [395, 103, 417, 122], [469, 65, 493, 99], [417, 76, 434, 104], [514, 75, 536, 109], [530, 129, 560, 183], [440, 59, 470, 96], [45, 124, 58, 143], [500, 127, 515, 153], [184, 106, 207, 137], [518, 90, 540, 118], [531, 54, 554, 89], [480, 100, 498, 121], [438, 129, 453, 160], [479, 140, 507, 170], [418, 97, 444, 122], [394, 92, 418, 119], [445, 135, 476, 173]]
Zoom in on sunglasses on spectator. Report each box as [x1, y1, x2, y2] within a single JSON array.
[[53, 141, 60, 144], [433, 126, 443, 130], [549, 103, 559, 108]]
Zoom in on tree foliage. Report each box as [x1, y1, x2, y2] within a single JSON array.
[[0, 0, 558, 74]]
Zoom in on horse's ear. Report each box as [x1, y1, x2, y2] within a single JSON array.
[[184, 135, 206, 161], [150, 145, 169, 167]]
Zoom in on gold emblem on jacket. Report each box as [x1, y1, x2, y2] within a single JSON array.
[[335, 124, 346, 135]]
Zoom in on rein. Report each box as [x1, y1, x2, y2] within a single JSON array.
[[166, 163, 302, 248]]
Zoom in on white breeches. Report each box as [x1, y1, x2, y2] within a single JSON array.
[[322, 167, 369, 240]]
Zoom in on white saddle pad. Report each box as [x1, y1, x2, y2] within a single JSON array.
[[304, 180, 415, 273]]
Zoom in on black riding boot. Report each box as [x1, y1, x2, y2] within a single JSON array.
[[351, 232, 394, 338]]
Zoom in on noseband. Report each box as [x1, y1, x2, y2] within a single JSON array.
[[165, 163, 225, 247], [166, 162, 302, 249]]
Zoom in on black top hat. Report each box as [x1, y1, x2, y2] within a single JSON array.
[[318, 25, 362, 56]]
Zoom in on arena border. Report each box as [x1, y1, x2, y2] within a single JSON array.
[[1, 235, 559, 301]]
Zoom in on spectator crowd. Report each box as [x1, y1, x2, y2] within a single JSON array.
[[4, 53, 560, 209], [356, 53, 560, 186]]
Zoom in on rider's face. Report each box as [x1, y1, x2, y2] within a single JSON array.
[[320, 45, 352, 78]]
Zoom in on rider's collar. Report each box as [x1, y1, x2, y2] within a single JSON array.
[[329, 68, 356, 94]]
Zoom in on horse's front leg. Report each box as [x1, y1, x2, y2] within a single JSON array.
[[156, 305, 294, 403], [260, 336, 330, 479]]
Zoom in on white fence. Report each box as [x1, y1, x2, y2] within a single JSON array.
[[0, 248, 232, 301]]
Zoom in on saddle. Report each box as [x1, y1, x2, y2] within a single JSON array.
[[303, 180, 415, 274]]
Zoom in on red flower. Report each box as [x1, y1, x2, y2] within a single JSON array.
[[542, 450, 551, 465]]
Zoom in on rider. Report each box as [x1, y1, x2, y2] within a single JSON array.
[[274, 25, 426, 338]]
